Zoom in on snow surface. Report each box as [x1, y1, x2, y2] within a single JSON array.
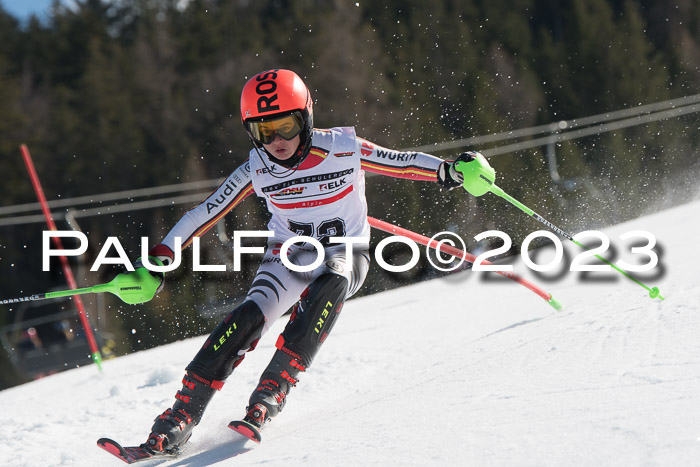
[[2, 199, 700, 467]]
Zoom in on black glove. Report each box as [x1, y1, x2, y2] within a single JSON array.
[[436, 151, 478, 189]]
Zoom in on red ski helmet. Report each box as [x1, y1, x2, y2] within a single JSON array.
[[241, 69, 313, 167]]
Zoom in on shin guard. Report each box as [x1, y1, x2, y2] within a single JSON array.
[[249, 273, 349, 419], [152, 300, 265, 446], [186, 300, 266, 382]]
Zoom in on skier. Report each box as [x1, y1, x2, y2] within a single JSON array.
[[127, 69, 474, 452]]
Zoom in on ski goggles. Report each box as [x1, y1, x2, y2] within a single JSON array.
[[247, 112, 304, 145]]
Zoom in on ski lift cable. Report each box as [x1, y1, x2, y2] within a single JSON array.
[[405, 93, 700, 153], [2, 95, 699, 226]]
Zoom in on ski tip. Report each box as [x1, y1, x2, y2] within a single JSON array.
[[229, 420, 262, 444], [97, 438, 131, 463], [97, 437, 172, 464]]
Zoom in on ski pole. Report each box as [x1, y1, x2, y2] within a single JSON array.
[[368, 216, 563, 311], [1, 267, 162, 306], [454, 154, 664, 300]]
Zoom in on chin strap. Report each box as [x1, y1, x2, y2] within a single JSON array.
[[268, 149, 304, 169], [250, 139, 306, 179]]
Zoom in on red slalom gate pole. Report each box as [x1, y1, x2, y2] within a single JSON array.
[[20, 144, 103, 370], [367, 216, 563, 310]]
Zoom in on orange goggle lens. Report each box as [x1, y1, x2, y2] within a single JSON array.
[[248, 112, 303, 145]]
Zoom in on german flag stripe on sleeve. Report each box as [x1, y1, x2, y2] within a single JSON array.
[[182, 182, 254, 249], [361, 160, 437, 181]]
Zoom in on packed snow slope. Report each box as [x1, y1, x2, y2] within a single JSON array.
[[2, 199, 700, 467]]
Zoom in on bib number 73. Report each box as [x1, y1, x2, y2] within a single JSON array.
[[288, 218, 347, 246]]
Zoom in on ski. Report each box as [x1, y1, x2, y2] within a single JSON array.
[[96, 437, 179, 464], [228, 420, 263, 444]]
